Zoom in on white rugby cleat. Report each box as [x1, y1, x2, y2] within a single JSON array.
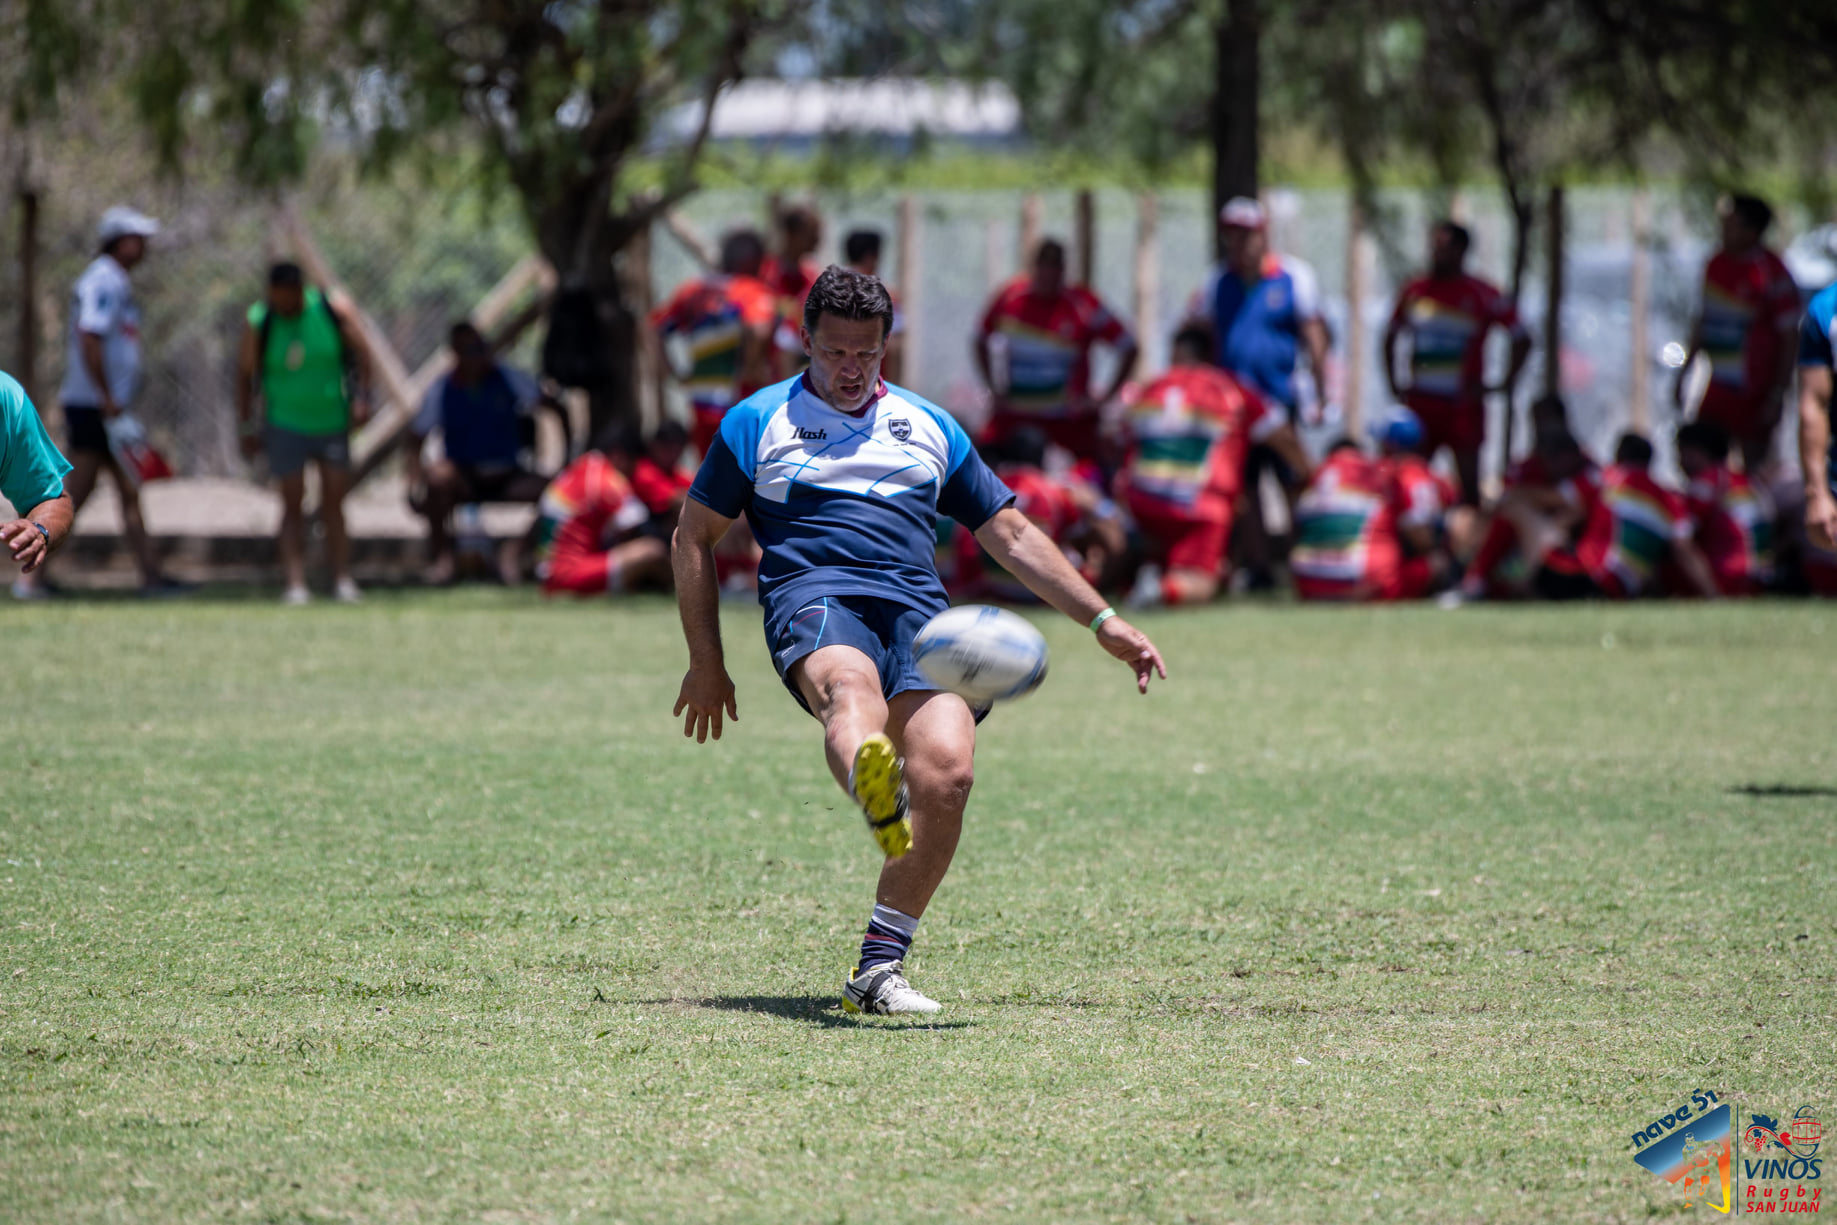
[[842, 961, 941, 1015]]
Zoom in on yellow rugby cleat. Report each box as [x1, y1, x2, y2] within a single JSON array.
[[850, 733, 911, 858]]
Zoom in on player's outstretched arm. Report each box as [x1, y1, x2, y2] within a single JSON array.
[[973, 506, 1167, 694], [670, 498, 740, 742]]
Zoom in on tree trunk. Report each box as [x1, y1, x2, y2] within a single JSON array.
[[1542, 183, 1565, 402], [1211, 0, 1261, 261], [1501, 186, 1534, 466], [16, 188, 39, 405], [529, 186, 641, 447]]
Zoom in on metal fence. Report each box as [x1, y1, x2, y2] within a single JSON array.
[[5, 172, 1830, 486]]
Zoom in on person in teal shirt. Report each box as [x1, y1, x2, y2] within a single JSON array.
[[236, 262, 373, 604], [0, 371, 75, 582]]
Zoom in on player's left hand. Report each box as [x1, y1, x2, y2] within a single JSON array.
[[351, 394, 374, 429], [1, 519, 49, 573], [1096, 616, 1167, 694]]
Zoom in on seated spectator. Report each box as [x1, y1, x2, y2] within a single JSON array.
[[1510, 433, 1719, 600], [1373, 406, 1457, 599], [1290, 438, 1406, 601], [1456, 396, 1600, 600], [533, 428, 671, 597], [1120, 325, 1310, 607], [629, 419, 694, 530], [407, 321, 549, 584], [954, 427, 1124, 602], [1675, 420, 1775, 595]]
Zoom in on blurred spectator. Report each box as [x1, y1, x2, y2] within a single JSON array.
[[1512, 433, 1718, 600], [1186, 197, 1330, 589], [532, 429, 670, 598], [1120, 324, 1309, 607], [407, 321, 547, 586], [1374, 406, 1458, 599], [1798, 279, 1837, 588], [1384, 220, 1531, 506], [630, 419, 694, 531], [975, 238, 1138, 462], [1675, 421, 1774, 595], [844, 229, 903, 383], [954, 427, 1124, 603], [236, 262, 373, 604], [18, 206, 179, 599], [652, 228, 776, 457], [1456, 396, 1600, 600], [0, 371, 74, 578], [1290, 438, 1405, 602], [763, 205, 824, 376], [1675, 194, 1799, 474]]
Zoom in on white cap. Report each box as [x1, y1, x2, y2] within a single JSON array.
[[1218, 196, 1267, 230], [98, 206, 159, 247]]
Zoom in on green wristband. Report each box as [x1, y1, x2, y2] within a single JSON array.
[[1089, 606, 1117, 632]]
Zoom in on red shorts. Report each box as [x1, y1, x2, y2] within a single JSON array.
[[1805, 555, 1837, 598], [1406, 393, 1484, 455], [1394, 556, 1433, 600], [1295, 575, 1366, 601], [985, 411, 1103, 463], [1133, 508, 1229, 579], [1696, 387, 1778, 446], [542, 551, 614, 596]]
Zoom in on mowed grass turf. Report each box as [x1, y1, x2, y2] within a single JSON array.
[[1, 593, 1832, 1223]]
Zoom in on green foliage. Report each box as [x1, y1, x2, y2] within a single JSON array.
[[0, 595, 1832, 1220]]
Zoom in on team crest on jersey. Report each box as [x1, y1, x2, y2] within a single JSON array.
[[888, 418, 912, 443]]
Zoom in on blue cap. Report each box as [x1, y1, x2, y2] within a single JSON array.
[[1374, 405, 1424, 451]]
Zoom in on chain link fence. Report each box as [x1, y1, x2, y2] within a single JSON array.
[[5, 163, 1829, 487]]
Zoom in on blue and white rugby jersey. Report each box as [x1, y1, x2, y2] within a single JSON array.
[[688, 374, 1015, 615], [1800, 283, 1837, 490]]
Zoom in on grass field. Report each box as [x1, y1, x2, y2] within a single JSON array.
[[1, 593, 1832, 1223]]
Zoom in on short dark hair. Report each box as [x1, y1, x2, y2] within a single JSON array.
[[1034, 239, 1067, 268], [1435, 220, 1472, 256], [990, 426, 1048, 469], [1675, 420, 1730, 462], [719, 228, 765, 277], [1326, 435, 1361, 456], [650, 419, 689, 449], [593, 422, 645, 458], [844, 230, 883, 265], [1172, 323, 1215, 360], [269, 262, 304, 289], [801, 265, 894, 339], [1727, 193, 1775, 236], [1614, 432, 1655, 468], [449, 320, 486, 351], [779, 205, 821, 239]]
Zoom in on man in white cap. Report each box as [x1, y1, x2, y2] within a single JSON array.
[[17, 206, 177, 598], [1185, 197, 1331, 587]]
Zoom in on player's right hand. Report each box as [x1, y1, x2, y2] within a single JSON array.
[[674, 667, 738, 743], [1808, 491, 1837, 551]]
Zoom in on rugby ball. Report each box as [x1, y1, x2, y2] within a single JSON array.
[[912, 605, 1049, 706]]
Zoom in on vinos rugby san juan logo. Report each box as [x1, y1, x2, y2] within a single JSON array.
[[1630, 1092, 1823, 1214]]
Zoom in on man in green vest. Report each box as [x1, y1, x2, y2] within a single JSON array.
[[236, 262, 373, 604]]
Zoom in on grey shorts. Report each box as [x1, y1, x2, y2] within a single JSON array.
[[267, 427, 350, 479]]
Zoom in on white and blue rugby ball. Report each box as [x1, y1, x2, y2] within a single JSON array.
[[912, 605, 1049, 706]]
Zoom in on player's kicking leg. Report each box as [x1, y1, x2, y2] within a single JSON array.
[[842, 689, 976, 1016], [792, 644, 912, 858]]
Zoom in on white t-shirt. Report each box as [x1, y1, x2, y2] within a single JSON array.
[[58, 255, 143, 408]]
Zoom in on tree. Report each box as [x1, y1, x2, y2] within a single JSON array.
[[10, 0, 790, 436]]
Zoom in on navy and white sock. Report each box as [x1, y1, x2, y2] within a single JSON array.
[[858, 903, 920, 971]]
